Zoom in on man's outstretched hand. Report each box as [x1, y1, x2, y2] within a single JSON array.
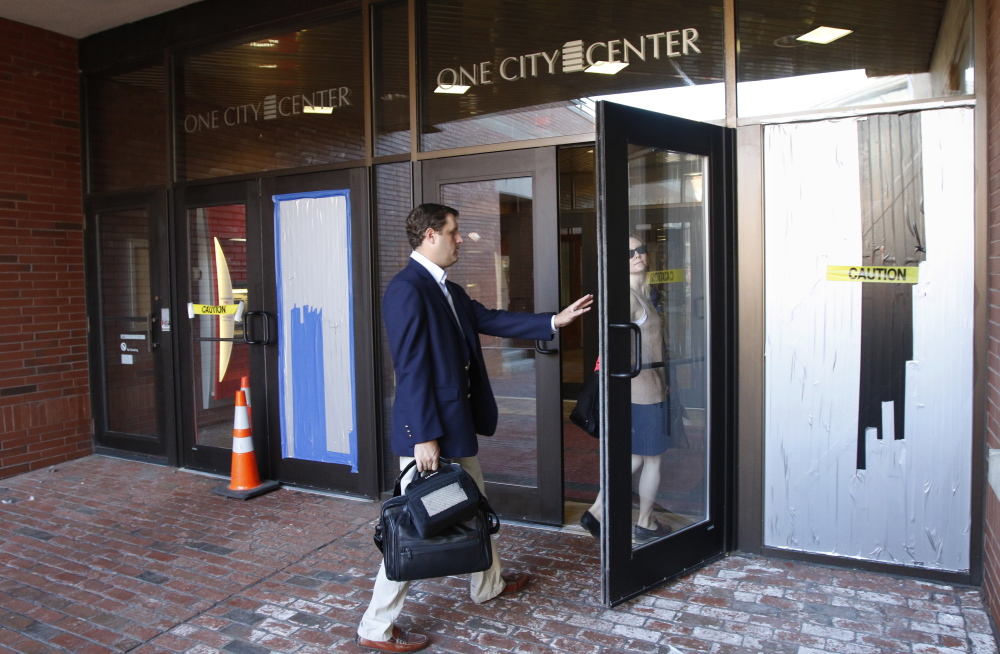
[[554, 294, 594, 328]]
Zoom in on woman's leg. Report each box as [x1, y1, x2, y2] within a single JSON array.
[[632, 454, 662, 529], [587, 490, 603, 519]]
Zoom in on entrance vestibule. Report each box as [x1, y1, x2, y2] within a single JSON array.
[[79, 0, 982, 608]]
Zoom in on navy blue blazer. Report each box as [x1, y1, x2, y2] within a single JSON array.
[[384, 258, 555, 458]]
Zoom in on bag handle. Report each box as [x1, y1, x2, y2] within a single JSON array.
[[392, 456, 454, 497]]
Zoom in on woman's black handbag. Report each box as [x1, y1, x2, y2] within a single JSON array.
[[373, 459, 500, 582], [569, 370, 599, 438]]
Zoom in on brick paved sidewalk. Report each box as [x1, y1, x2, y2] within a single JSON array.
[[0, 456, 995, 654]]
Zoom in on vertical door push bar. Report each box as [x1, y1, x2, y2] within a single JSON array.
[[609, 323, 641, 379]]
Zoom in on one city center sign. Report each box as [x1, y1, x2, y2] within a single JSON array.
[[435, 28, 702, 91]]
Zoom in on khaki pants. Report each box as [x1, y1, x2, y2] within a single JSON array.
[[357, 455, 505, 642]]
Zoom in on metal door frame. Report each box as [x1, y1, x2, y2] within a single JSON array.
[[85, 190, 176, 463], [173, 180, 265, 475], [260, 167, 380, 498], [419, 147, 564, 525], [596, 101, 737, 606]]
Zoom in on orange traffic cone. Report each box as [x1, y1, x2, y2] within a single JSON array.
[[211, 390, 279, 500], [240, 376, 252, 427]]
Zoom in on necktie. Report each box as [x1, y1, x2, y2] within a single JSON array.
[[440, 281, 463, 336]]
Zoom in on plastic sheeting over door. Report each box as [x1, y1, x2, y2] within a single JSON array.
[[274, 191, 358, 471], [763, 107, 974, 572]]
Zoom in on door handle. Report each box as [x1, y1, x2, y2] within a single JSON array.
[[243, 311, 270, 345], [609, 322, 642, 379], [146, 312, 158, 352], [534, 340, 558, 355]]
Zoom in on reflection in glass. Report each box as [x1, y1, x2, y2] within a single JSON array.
[[373, 0, 411, 155], [178, 13, 365, 180], [420, 0, 725, 150], [375, 163, 416, 485], [737, 0, 973, 117], [582, 147, 709, 546], [187, 205, 250, 448], [440, 178, 537, 488], [626, 147, 709, 549], [99, 210, 156, 435], [88, 65, 168, 192], [558, 146, 601, 508]]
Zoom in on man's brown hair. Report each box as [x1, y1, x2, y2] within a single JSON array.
[[406, 203, 458, 249]]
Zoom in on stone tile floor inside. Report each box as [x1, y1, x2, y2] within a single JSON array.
[[0, 456, 995, 654]]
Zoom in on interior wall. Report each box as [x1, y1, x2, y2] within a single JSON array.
[[0, 18, 92, 478]]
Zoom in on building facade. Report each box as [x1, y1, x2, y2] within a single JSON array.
[[3, 0, 999, 611]]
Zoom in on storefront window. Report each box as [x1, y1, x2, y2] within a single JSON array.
[[373, 0, 411, 156], [177, 13, 365, 180], [87, 64, 168, 192], [419, 0, 725, 151], [737, 0, 973, 117], [374, 162, 414, 486]]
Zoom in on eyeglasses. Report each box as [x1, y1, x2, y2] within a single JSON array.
[[628, 244, 647, 258]]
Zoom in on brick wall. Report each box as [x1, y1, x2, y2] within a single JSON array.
[[0, 18, 91, 478], [987, 0, 1000, 629]]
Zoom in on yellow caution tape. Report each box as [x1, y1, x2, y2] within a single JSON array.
[[187, 301, 245, 320], [826, 266, 919, 284], [646, 269, 685, 285]]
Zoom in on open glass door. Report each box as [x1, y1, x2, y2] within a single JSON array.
[[597, 101, 736, 605], [421, 148, 563, 525]]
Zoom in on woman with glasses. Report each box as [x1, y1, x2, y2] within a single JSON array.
[[580, 235, 680, 544]]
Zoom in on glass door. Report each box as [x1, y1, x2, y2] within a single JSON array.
[[259, 168, 379, 498], [421, 148, 563, 525], [175, 181, 266, 475], [597, 102, 736, 605], [86, 191, 175, 460]]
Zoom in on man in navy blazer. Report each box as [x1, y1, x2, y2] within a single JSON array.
[[356, 204, 592, 652]]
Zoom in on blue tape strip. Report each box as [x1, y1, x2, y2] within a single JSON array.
[[290, 305, 328, 461]]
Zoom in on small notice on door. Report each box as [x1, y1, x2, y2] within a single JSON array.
[[121, 354, 134, 365], [161, 307, 171, 332]]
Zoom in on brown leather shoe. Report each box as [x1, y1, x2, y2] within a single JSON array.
[[484, 572, 530, 601], [355, 625, 429, 652]]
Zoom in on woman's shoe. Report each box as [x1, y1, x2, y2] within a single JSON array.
[[580, 511, 600, 539], [634, 519, 672, 544]]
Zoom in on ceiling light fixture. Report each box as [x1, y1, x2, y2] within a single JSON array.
[[796, 26, 853, 44], [585, 61, 629, 75], [434, 84, 471, 94], [304, 106, 335, 114]]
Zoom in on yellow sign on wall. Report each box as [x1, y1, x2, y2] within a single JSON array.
[[646, 269, 685, 284], [826, 266, 919, 284]]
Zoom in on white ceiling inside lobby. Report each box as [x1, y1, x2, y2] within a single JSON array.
[[0, 0, 202, 38]]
